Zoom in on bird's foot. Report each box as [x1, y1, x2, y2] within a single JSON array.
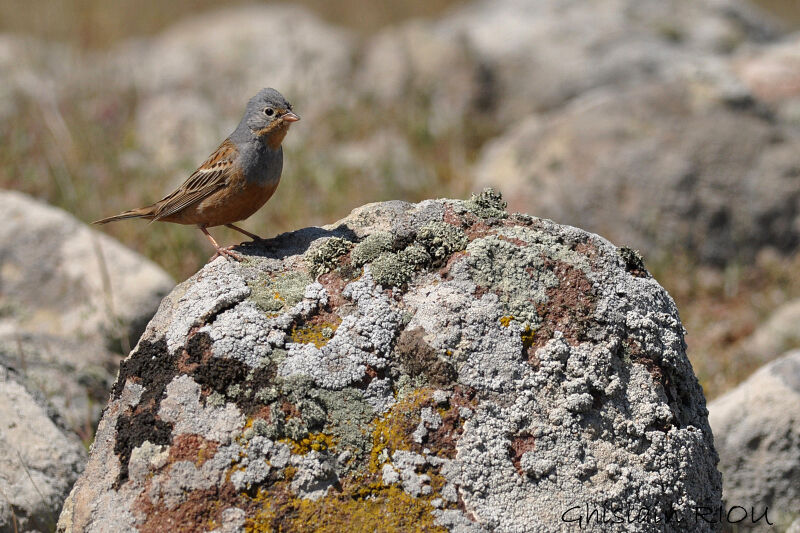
[[210, 245, 244, 262]]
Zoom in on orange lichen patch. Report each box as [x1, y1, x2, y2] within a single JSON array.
[[168, 434, 219, 467], [282, 432, 336, 455], [245, 481, 447, 533]]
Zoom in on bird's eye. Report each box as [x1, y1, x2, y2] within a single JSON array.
[[264, 108, 274, 116]]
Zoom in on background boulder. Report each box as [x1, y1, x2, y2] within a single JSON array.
[[474, 78, 800, 265], [0, 365, 87, 533], [709, 350, 800, 530], [0, 190, 174, 435]]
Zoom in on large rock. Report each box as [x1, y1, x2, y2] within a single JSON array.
[[474, 78, 800, 264], [0, 364, 87, 533], [0, 190, 174, 433], [59, 191, 720, 532], [709, 350, 800, 530]]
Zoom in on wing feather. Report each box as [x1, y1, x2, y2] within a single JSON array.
[[152, 139, 238, 222]]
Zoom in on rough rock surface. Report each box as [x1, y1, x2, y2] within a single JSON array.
[[474, 78, 800, 264], [0, 190, 174, 433], [59, 191, 720, 532], [709, 350, 800, 530], [0, 364, 87, 533]]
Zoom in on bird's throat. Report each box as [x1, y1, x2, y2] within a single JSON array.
[[255, 121, 290, 149]]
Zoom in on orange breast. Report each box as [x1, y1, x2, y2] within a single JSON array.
[[161, 177, 280, 227]]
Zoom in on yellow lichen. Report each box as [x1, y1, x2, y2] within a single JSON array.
[[521, 325, 535, 351], [370, 389, 433, 472], [244, 483, 447, 533], [290, 318, 342, 348], [282, 432, 336, 455], [499, 315, 514, 327]]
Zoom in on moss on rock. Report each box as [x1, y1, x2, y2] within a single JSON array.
[[464, 187, 508, 219], [351, 232, 394, 267], [417, 222, 468, 264], [250, 271, 313, 313], [306, 237, 354, 278]]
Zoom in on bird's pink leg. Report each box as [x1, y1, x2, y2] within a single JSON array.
[[199, 225, 244, 262], [225, 223, 264, 241]]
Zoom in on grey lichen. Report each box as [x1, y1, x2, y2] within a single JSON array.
[[466, 233, 559, 323], [417, 221, 468, 264], [464, 187, 508, 218], [66, 194, 720, 533], [351, 232, 394, 267], [364, 223, 464, 287], [398, 243, 430, 268], [306, 237, 354, 278], [370, 252, 417, 288], [250, 271, 313, 313]]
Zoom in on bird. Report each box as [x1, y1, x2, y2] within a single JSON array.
[[93, 88, 299, 261]]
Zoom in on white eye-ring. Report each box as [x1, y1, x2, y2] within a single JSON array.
[[264, 108, 274, 116]]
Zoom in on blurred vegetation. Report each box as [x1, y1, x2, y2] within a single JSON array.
[[650, 250, 800, 399], [0, 0, 796, 49], [0, 0, 464, 48]]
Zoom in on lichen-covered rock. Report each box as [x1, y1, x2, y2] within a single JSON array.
[[0, 364, 87, 533], [0, 190, 174, 433], [59, 191, 721, 532], [709, 350, 800, 530]]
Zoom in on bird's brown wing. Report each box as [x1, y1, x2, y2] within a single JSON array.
[[151, 139, 239, 222]]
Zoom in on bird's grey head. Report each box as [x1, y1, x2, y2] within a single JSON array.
[[241, 88, 299, 137]]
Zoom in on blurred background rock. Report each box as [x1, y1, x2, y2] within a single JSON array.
[[1, 0, 799, 404]]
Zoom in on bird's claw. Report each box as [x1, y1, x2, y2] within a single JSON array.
[[210, 245, 244, 262]]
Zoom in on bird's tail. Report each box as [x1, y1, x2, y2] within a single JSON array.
[[92, 208, 152, 225]]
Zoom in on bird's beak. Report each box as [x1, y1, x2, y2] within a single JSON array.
[[282, 111, 300, 122]]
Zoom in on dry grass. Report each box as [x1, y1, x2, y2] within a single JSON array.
[[0, 0, 463, 49], [650, 250, 800, 399]]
